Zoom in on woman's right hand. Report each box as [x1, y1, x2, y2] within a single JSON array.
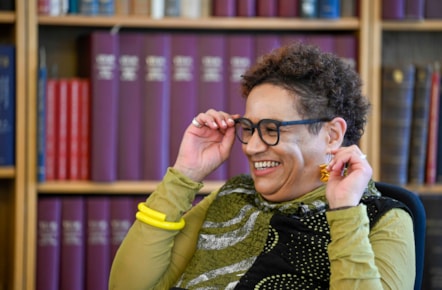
[[172, 110, 239, 182]]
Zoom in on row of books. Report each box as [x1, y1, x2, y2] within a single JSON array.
[[0, 44, 15, 166], [0, 0, 14, 11], [37, 0, 355, 19], [380, 61, 441, 186], [382, 0, 442, 20], [36, 194, 204, 290], [38, 30, 357, 182]]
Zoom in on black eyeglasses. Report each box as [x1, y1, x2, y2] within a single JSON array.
[[234, 117, 331, 146]]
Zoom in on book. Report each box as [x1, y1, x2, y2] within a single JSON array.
[[280, 34, 307, 46], [110, 196, 134, 260], [212, 0, 236, 17], [115, 0, 130, 15], [408, 64, 432, 185], [59, 196, 85, 290], [99, 0, 114, 14], [0, 0, 14, 10], [0, 45, 16, 166], [405, 0, 424, 20], [256, 0, 277, 17], [130, 0, 149, 15], [68, 0, 80, 13], [334, 34, 357, 70], [164, 0, 180, 16], [80, 0, 99, 15], [425, 0, 442, 19], [306, 34, 335, 54], [380, 64, 415, 185], [198, 34, 227, 180], [45, 79, 58, 181], [255, 34, 281, 61], [79, 78, 91, 180], [36, 196, 62, 290], [67, 78, 82, 180], [300, 0, 318, 18], [420, 195, 442, 290], [181, 0, 201, 18], [340, 0, 355, 17], [425, 63, 440, 185], [117, 33, 143, 181], [141, 33, 171, 180], [382, 0, 404, 20], [318, 0, 340, 19], [237, 0, 256, 17], [150, 0, 165, 18], [200, 0, 212, 17], [37, 47, 47, 181], [55, 79, 69, 180], [85, 196, 111, 290], [169, 34, 198, 165], [80, 31, 119, 182], [278, 0, 299, 17], [226, 34, 254, 177]]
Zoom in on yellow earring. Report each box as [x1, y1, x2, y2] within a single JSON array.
[[319, 153, 332, 183]]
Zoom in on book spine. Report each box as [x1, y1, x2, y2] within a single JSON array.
[[425, 0, 442, 19], [150, 0, 165, 18], [67, 78, 82, 180], [45, 79, 58, 181], [0, 0, 14, 10], [110, 196, 134, 260], [59, 196, 85, 290], [306, 34, 335, 54], [38, 0, 51, 14], [115, 0, 130, 15], [318, 0, 340, 19], [0, 45, 16, 166], [79, 78, 91, 180], [340, 0, 355, 17], [382, 0, 404, 20], [237, 0, 256, 17], [80, 0, 99, 15], [56, 79, 69, 180], [36, 196, 62, 290], [89, 32, 119, 182], [278, 0, 299, 17], [130, 0, 149, 15], [86, 196, 111, 290], [198, 34, 227, 180], [334, 34, 357, 70], [300, 0, 318, 18], [117, 33, 143, 180], [99, 0, 114, 15], [68, 0, 79, 13], [255, 34, 281, 58], [37, 48, 47, 181], [164, 0, 180, 16], [405, 0, 424, 19], [256, 0, 277, 17], [380, 64, 415, 185], [212, 0, 236, 17], [200, 0, 212, 17], [141, 33, 171, 180], [181, 0, 202, 18]]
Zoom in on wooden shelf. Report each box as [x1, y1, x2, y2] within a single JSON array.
[[0, 167, 15, 178], [0, 11, 15, 23], [38, 15, 360, 30], [383, 20, 442, 31]]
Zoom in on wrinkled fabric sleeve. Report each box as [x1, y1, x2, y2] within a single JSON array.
[[327, 205, 415, 290], [108, 168, 217, 290]]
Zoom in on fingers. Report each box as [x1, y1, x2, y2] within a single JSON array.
[[192, 110, 238, 130], [327, 145, 371, 176]]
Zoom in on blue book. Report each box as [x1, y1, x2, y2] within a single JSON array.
[[319, 0, 340, 18], [69, 0, 80, 13], [0, 45, 16, 166], [80, 0, 99, 15], [37, 47, 47, 181], [99, 0, 114, 15]]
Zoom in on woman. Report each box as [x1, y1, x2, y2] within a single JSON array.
[[109, 43, 415, 289]]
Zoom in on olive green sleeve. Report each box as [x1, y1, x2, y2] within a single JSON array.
[[327, 206, 415, 290]]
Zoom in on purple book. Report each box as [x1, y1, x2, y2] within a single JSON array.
[[306, 34, 335, 54], [237, 0, 256, 17], [88, 31, 119, 182], [405, 0, 424, 19], [86, 196, 111, 290], [280, 34, 306, 46], [169, 34, 198, 164], [425, 0, 442, 19], [198, 34, 227, 181], [212, 0, 236, 16], [226, 34, 254, 178], [278, 0, 299, 17], [110, 196, 134, 260], [382, 0, 404, 20], [141, 33, 171, 180], [255, 34, 281, 60], [36, 196, 62, 290], [334, 34, 357, 70], [117, 33, 143, 180], [256, 0, 277, 16], [59, 196, 85, 290]]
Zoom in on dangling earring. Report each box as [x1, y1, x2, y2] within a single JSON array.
[[319, 153, 332, 183]]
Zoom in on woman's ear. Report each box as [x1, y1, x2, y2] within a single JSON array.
[[326, 117, 347, 148]]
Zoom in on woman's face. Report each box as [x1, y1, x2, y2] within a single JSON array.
[[242, 83, 329, 202]]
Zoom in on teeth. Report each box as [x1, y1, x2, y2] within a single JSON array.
[[254, 161, 280, 170]]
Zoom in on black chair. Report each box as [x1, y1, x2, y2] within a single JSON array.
[[375, 182, 426, 290]]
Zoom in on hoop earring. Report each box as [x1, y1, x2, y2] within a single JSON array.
[[319, 153, 332, 183]]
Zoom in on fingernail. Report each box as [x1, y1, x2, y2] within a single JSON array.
[[221, 120, 227, 127]]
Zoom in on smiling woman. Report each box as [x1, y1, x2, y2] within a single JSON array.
[[109, 42, 415, 290]]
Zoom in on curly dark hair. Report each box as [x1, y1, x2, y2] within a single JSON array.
[[240, 42, 370, 146]]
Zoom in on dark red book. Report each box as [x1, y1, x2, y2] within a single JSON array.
[[67, 78, 82, 180], [255, 34, 281, 59], [141, 33, 171, 180], [79, 79, 91, 180], [56, 79, 69, 180], [198, 34, 227, 180], [382, 0, 404, 20], [226, 34, 254, 177], [59, 196, 85, 290], [117, 33, 143, 181], [237, 0, 256, 17], [256, 0, 277, 17], [169, 33, 198, 164], [212, 0, 236, 16], [86, 31, 119, 182], [36, 196, 62, 290], [405, 0, 424, 19], [110, 196, 135, 260], [425, 0, 442, 19], [45, 79, 58, 181], [306, 34, 335, 54], [85, 196, 111, 290], [278, 0, 299, 17], [334, 34, 357, 70]]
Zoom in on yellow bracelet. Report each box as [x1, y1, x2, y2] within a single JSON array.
[[136, 211, 185, 231], [137, 202, 167, 221]]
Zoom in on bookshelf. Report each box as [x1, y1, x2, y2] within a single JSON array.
[[0, 1, 27, 290]]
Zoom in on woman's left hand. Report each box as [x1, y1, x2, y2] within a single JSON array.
[[325, 145, 373, 209]]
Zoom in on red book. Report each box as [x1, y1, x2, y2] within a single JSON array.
[[117, 33, 143, 180], [256, 0, 277, 17], [56, 79, 69, 180], [141, 33, 171, 180], [86, 196, 111, 290], [59, 196, 85, 290], [169, 34, 198, 164], [110, 196, 134, 260], [278, 0, 299, 17], [36, 196, 62, 290], [426, 63, 440, 184], [237, 0, 256, 17], [212, 0, 236, 16], [67, 78, 82, 180], [306, 34, 335, 54], [334, 34, 357, 70], [45, 79, 58, 181], [198, 34, 227, 180], [382, 0, 404, 20], [226, 34, 254, 177], [79, 79, 91, 180]]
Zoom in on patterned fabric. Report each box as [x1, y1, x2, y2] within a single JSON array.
[[174, 175, 409, 290]]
